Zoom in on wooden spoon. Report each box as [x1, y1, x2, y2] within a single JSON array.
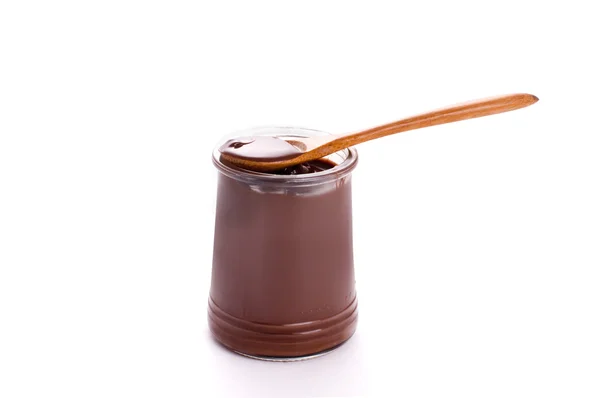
[[220, 93, 538, 172]]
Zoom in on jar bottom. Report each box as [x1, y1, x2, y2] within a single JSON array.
[[233, 341, 347, 362], [207, 297, 358, 359]]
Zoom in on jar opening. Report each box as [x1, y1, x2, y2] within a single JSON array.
[[212, 127, 358, 186]]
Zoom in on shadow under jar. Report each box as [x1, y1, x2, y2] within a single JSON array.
[[208, 127, 359, 360]]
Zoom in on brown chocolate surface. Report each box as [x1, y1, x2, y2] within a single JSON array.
[[271, 158, 336, 175], [208, 159, 357, 357]]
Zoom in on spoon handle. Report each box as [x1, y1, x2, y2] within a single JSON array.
[[324, 93, 538, 153]]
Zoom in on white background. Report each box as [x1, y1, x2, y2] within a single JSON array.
[[1, 1, 599, 397]]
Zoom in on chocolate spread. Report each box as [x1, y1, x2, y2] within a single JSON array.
[[209, 138, 358, 358]]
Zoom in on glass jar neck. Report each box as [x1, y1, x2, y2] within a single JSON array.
[[212, 126, 358, 188]]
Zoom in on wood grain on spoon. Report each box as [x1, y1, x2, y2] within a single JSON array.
[[220, 93, 539, 172]]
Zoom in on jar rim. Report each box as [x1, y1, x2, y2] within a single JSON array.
[[212, 126, 358, 186]]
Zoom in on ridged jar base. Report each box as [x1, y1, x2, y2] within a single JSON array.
[[208, 297, 358, 358]]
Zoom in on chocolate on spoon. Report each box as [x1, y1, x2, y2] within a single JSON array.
[[219, 93, 539, 172]]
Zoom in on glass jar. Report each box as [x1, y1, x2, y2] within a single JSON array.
[[208, 126, 359, 360]]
